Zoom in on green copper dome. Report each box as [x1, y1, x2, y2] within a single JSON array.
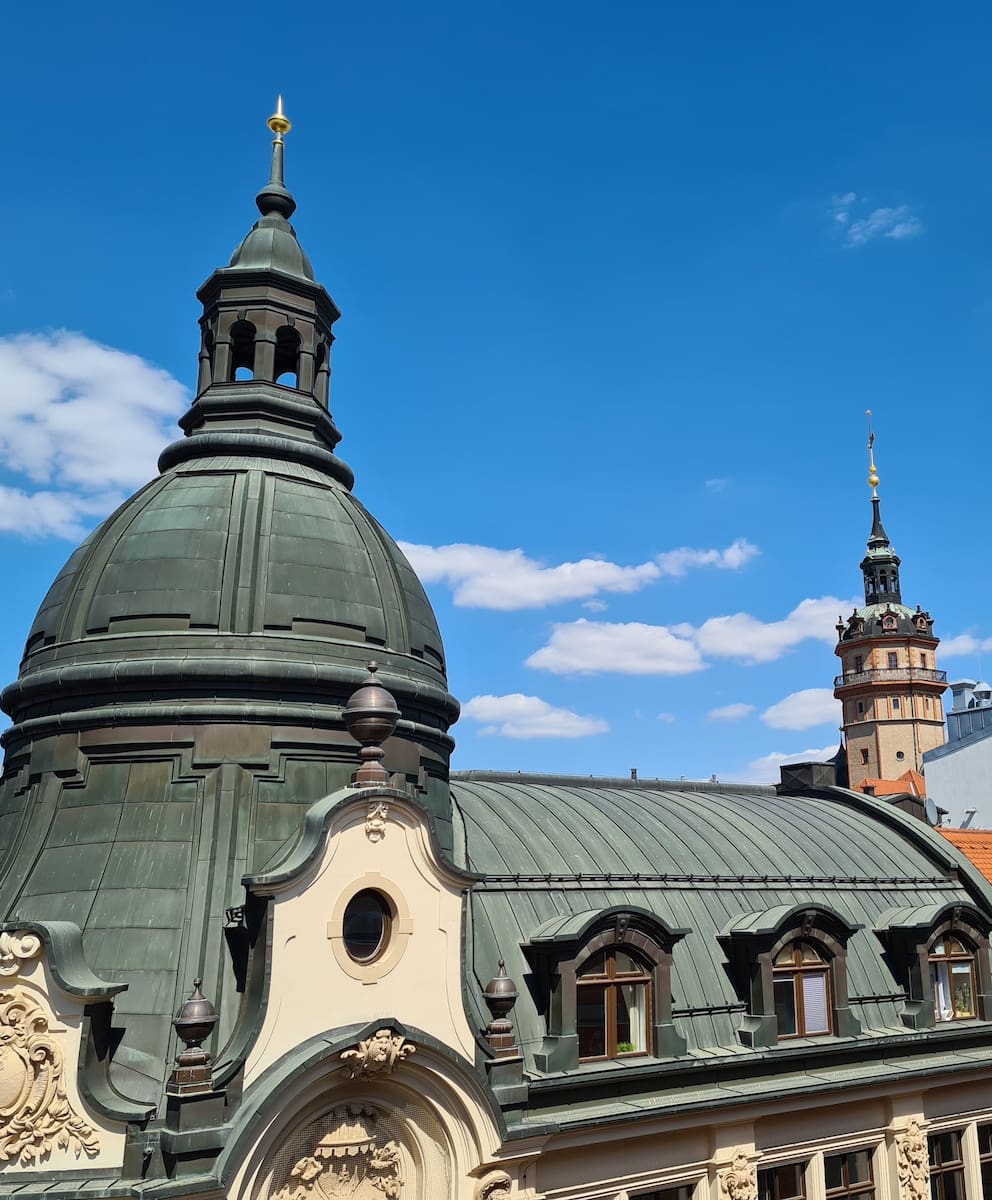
[[9, 450, 449, 716]]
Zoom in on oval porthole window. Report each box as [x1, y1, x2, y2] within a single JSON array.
[[342, 890, 392, 963]]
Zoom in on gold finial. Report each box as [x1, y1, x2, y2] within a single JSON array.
[[267, 95, 291, 140], [866, 409, 880, 494]]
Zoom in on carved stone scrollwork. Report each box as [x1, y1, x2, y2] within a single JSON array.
[[0, 988, 99, 1165], [896, 1120, 930, 1200], [477, 1170, 512, 1199], [719, 1149, 758, 1200], [366, 802, 389, 843], [341, 1028, 416, 1078], [272, 1106, 403, 1199], [0, 931, 42, 977]]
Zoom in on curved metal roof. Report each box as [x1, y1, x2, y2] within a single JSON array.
[[451, 775, 991, 1068]]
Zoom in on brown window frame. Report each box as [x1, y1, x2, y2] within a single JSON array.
[[824, 1148, 875, 1200], [928, 1130, 965, 1200], [978, 1123, 992, 1198], [757, 1161, 806, 1200], [929, 935, 978, 1022], [772, 941, 832, 1039], [577, 946, 652, 1062]]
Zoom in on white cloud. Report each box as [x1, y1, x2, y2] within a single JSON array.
[[460, 693, 609, 739], [690, 596, 857, 665], [525, 618, 705, 676], [761, 687, 840, 731], [657, 712, 676, 723], [705, 477, 729, 492], [708, 703, 755, 722], [527, 595, 858, 677], [940, 634, 992, 658], [831, 194, 923, 248], [401, 538, 758, 611], [0, 332, 187, 538], [655, 538, 759, 577], [583, 599, 608, 613], [743, 743, 839, 785]]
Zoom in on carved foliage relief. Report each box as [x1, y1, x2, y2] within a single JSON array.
[[0, 988, 99, 1165], [896, 1121, 929, 1200], [341, 1029, 416, 1078], [719, 1150, 758, 1200], [272, 1106, 404, 1199]]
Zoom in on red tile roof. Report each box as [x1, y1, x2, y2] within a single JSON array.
[[938, 827, 992, 884]]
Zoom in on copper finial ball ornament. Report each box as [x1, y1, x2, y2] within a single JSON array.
[[168, 978, 219, 1096], [343, 663, 401, 786], [483, 960, 519, 1058]]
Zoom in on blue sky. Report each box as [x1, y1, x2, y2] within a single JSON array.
[[2, 3, 991, 796]]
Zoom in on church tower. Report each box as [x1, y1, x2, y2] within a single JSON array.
[[833, 422, 947, 792]]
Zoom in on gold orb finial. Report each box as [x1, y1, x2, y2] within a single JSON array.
[[267, 95, 292, 138], [865, 409, 880, 494]]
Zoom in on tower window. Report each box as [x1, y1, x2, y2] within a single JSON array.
[[854, 655, 863, 673], [892, 697, 901, 712], [229, 320, 256, 381], [856, 701, 864, 716], [920, 652, 928, 668], [860, 749, 869, 765], [887, 652, 898, 669], [274, 325, 302, 387]]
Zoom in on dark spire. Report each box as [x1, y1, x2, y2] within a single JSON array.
[[255, 95, 297, 220], [859, 414, 902, 606]]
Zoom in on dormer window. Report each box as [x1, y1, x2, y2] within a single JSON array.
[[526, 907, 689, 1071], [577, 947, 651, 1060], [931, 936, 977, 1021], [773, 942, 831, 1037], [875, 904, 991, 1029], [721, 905, 861, 1048]]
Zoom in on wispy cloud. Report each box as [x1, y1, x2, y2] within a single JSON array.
[[527, 596, 858, 676], [830, 193, 923, 248], [708, 702, 755, 722], [526, 618, 706, 676], [743, 743, 839, 785], [686, 596, 858, 665], [401, 538, 758, 611], [940, 633, 992, 658], [460, 693, 609, 739], [705, 478, 729, 492], [761, 687, 839, 731], [0, 332, 187, 538], [657, 712, 676, 723]]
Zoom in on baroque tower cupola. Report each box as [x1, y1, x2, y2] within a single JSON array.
[[0, 104, 458, 1109], [833, 416, 947, 793]]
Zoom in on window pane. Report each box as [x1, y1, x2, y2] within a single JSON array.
[[800, 943, 825, 964], [930, 1131, 963, 1167], [618, 982, 647, 1053], [577, 983, 607, 1058], [775, 1162, 804, 1200], [774, 945, 796, 966], [939, 1169, 965, 1200], [824, 1154, 844, 1191], [944, 936, 967, 956], [981, 1159, 992, 1199], [847, 1150, 872, 1186], [634, 1186, 693, 1200], [615, 949, 645, 976], [978, 1124, 992, 1157], [801, 972, 830, 1034], [932, 962, 952, 1022], [774, 977, 798, 1036], [951, 964, 975, 1017], [579, 950, 609, 979]]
